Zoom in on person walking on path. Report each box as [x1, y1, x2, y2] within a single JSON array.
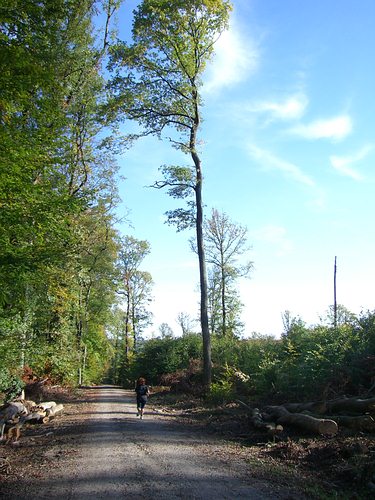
[[135, 377, 149, 419]]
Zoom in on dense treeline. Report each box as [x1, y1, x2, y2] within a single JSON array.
[[0, 0, 122, 393], [124, 308, 375, 403]]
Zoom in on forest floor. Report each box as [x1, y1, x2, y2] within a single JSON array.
[[0, 385, 374, 499]]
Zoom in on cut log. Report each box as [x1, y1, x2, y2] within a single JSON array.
[[0, 398, 64, 443], [38, 401, 57, 411], [280, 396, 375, 416], [250, 408, 283, 435], [12, 399, 37, 412], [236, 400, 283, 436], [22, 412, 45, 424], [283, 401, 328, 415], [0, 402, 27, 422], [45, 404, 64, 418], [326, 396, 375, 414], [265, 406, 338, 435], [329, 414, 375, 432]]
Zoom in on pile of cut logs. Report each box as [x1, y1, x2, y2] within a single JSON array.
[[0, 399, 64, 443], [239, 395, 375, 437]]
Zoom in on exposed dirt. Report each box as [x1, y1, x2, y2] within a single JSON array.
[[0, 386, 301, 499], [1, 386, 374, 499]]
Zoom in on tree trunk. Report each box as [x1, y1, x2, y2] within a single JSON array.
[[329, 414, 375, 432], [195, 176, 211, 387], [333, 255, 337, 328], [191, 89, 211, 388], [326, 396, 375, 414], [124, 286, 131, 362], [132, 301, 137, 350], [265, 406, 338, 435], [221, 265, 226, 336], [280, 396, 375, 415], [282, 401, 328, 414]]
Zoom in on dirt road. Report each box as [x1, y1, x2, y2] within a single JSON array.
[[1, 386, 298, 499]]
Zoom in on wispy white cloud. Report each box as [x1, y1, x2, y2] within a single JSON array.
[[329, 144, 373, 180], [203, 19, 258, 93], [247, 144, 316, 187], [251, 225, 293, 257], [247, 94, 309, 121], [289, 115, 352, 141]]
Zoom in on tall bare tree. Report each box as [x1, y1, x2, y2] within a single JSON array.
[[107, 0, 232, 386], [204, 209, 253, 337], [177, 312, 197, 336]]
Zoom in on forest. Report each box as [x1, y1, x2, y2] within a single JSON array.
[[1, 0, 375, 413]]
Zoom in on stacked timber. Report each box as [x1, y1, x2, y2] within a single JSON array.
[[0, 399, 64, 443]]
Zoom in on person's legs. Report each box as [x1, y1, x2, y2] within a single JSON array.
[[139, 399, 146, 419], [136, 397, 142, 416]]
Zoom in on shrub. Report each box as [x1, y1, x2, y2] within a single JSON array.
[[159, 359, 203, 393], [207, 380, 235, 405], [0, 368, 24, 403]]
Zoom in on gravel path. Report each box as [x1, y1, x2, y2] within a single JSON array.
[[1, 386, 296, 499]]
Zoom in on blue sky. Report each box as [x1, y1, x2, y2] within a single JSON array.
[[114, 0, 375, 337]]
